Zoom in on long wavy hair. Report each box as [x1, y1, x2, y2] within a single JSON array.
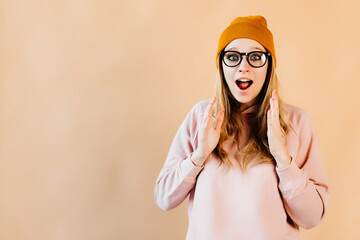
[[211, 51, 290, 172]]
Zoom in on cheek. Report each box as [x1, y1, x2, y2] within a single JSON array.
[[258, 72, 267, 85], [222, 66, 234, 84], [256, 68, 268, 87]]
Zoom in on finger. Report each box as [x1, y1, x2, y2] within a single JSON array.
[[204, 114, 211, 128], [270, 97, 276, 119], [201, 116, 213, 134], [214, 110, 225, 131], [272, 89, 276, 98], [205, 96, 216, 117], [273, 90, 279, 112], [269, 96, 275, 118], [267, 109, 272, 126], [271, 96, 280, 124], [270, 97, 279, 121], [201, 113, 208, 124]]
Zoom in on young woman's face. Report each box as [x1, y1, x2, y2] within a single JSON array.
[[222, 38, 269, 111]]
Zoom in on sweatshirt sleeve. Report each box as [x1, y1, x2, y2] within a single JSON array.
[[154, 101, 206, 211], [275, 109, 330, 229]]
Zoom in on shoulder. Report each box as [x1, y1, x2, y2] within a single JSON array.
[[282, 102, 314, 137], [282, 102, 309, 121], [182, 100, 210, 148], [188, 99, 210, 117], [180, 99, 210, 130]]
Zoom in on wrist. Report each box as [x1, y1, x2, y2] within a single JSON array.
[[275, 153, 292, 169], [190, 151, 207, 167]]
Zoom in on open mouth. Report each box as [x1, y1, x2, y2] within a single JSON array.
[[236, 79, 253, 90]]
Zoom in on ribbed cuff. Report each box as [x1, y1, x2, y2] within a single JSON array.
[[180, 154, 204, 182], [276, 157, 304, 191]]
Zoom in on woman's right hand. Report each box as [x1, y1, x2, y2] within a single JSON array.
[[191, 96, 225, 167]]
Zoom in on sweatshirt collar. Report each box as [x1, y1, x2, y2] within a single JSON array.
[[240, 104, 260, 115]]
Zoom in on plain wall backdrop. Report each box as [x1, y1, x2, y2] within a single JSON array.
[[0, 0, 359, 239]]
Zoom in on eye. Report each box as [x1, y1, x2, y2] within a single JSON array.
[[250, 53, 263, 61], [226, 54, 239, 62]]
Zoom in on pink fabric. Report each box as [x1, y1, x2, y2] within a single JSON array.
[[154, 100, 330, 240]]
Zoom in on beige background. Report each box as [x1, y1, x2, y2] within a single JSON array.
[[0, 0, 359, 239]]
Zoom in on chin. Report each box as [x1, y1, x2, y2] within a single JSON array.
[[234, 96, 255, 105]]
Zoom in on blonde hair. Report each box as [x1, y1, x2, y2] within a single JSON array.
[[211, 53, 290, 172]]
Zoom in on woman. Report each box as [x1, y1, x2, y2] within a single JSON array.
[[154, 15, 329, 240]]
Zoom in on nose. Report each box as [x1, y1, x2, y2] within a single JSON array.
[[238, 55, 250, 72]]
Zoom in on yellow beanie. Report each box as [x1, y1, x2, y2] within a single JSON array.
[[216, 15, 276, 68]]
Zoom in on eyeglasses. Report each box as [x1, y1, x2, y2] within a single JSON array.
[[221, 50, 271, 68]]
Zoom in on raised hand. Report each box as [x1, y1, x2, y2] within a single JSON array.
[[267, 90, 291, 169], [191, 96, 225, 167]]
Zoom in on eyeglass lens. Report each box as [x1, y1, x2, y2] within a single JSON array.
[[223, 51, 268, 68]]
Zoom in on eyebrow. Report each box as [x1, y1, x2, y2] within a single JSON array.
[[227, 47, 264, 51]]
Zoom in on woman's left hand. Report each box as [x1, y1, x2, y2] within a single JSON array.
[[267, 90, 291, 169]]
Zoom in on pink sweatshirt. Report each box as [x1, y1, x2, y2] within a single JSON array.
[[154, 100, 330, 240]]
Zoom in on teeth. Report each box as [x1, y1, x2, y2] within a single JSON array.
[[237, 79, 252, 83]]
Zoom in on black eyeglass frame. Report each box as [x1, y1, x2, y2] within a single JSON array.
[[220, 50, 271, 68]]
